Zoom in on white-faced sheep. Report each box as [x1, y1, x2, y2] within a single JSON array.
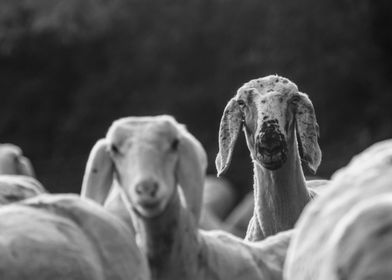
[[82, 115, 293, 280], [284, 139, 392, 280], [0, 143, 36, 177], [0, 193, 150, 280], [216, 75, 327, 240], [81, 132, 234, 233]]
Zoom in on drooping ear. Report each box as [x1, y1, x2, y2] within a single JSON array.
[[16, 156, 36, 178], [0, 144, 35, 176], [295, 92, 322, 174], [81, 138, 114, 205], [215, 98, 243, 176], [176, 127, 208, 223]]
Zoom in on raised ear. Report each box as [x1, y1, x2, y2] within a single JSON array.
[[295, 92, 322, 174], [81, 138, 114, 205], [176, 128, 208, 223], [215, 98, 243, 176]]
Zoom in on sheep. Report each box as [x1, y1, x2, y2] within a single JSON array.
[[0, 193, 150, 280], [82, 115, 293, 280], [224, 176, 328, 238], [0, 143, 36, 177], [284, 139, 392, 280], [0, 143, 46, 205], [0, 175, 46, 205], [216, 75, 327, 240], [81, 133, 234, 233]]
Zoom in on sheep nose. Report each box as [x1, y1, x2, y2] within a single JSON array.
[[135, 179, 159, 198], [258, 133, 282, 150]]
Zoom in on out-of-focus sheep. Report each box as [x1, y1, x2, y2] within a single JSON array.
[[216, 75, 327, 240], [82, 115, 293, 280], [285, 139, 392, 280], [0, 194, 150, 280], [81, 133, 236, 233], [0, 175, 46, 205], [0, 143, 35, 177], [0, 143, 45, 205]]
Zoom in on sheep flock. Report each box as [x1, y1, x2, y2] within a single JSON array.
[[1, 74, 391, 280]]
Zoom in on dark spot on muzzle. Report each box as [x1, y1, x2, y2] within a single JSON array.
[[255, 120, 288, 169]]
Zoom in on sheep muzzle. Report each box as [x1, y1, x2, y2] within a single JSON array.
[[255, 120, 288, 170], [131, 179, 168, 218]]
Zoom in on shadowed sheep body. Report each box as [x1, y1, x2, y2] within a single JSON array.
[[82, 115, 292, 280], [216, 75, 327, 240], [0, 194, 150, 280], [199, 176, 237, 231], [284, 139, 392, 280]]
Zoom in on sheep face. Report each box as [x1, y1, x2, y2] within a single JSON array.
[[107, 118, 180, 218], [236, 77, 300, 170], [236, 89, 292, 170], [216, 75, 321, 175]]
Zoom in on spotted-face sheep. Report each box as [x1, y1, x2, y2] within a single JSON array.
[[284, 139, 392, 280], [82, 115, 292, 280], [0, 193, 150, 280], [216, 75, 327, 240]]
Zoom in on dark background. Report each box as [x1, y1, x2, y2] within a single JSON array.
[[0, 0, 391, 198]]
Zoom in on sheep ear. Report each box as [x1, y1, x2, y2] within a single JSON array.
[[215, 98, 243, 176], [176, 128, 208, 223], [295, 93, 322, 174], [81, 139, 114, 205], [16, 156, 36, 178]]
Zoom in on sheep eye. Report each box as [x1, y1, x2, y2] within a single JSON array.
[[110, 144, 120, 154], [171, 138, 179, 151], [290, 96, 301, 104], [237, 99, 246, 109]]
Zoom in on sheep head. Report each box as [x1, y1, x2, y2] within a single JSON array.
[[82, 115, 207, 222], [0, 144, 36, 177], [216, 75, 321, 176]]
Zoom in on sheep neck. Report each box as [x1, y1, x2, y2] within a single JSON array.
[[248, 136, 310, 240], [131, 190, 200, 279]]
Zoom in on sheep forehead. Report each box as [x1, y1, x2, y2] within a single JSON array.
[[237, 75, 297, 99], [107, 115, 180, 151], [236, 76, 298, 123]]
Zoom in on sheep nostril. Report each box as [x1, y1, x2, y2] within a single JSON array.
[[135, 180, 159, 198]]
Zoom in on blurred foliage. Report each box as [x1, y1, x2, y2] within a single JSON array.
[[0, 0, 391, 194]]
